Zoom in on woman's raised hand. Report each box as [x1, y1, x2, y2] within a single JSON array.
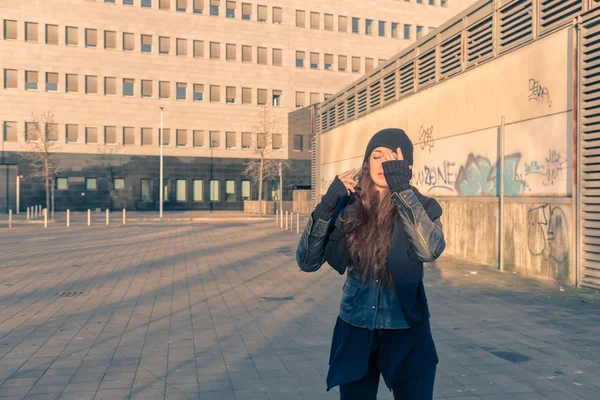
[[337, 170, 358, 196]]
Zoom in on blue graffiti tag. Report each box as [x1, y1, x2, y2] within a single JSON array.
[[456, 153, 526, 196]]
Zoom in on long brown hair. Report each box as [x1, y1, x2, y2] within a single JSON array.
[[345, 160, 397, 288]]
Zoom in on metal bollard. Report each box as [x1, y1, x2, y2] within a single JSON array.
[[9, 210, 12, 228], [44, 208, 48, 228], [106, 209, 109, 225], [280, 209, 283, 227], [66, 209, 70, 227], [276, 209, 279, 227], [290, 212, 293, 231], [285, 211, 288, 230], [88, 209, 91, 226], [297, 213, 300, 234], [26, 207, 30, 221], [123, 209, 126, 225]]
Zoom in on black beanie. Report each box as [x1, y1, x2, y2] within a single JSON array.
[[363, 128, 413, 165]]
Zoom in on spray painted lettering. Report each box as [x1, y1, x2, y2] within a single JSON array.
[[527, 204, 567, 263], [456, 153, 526, 196], [418, 126, 435, 153], [413, 161, 456, 193], [528, 79, 552, 107]]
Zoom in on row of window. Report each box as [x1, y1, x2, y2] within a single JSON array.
[[3, 121, 307, 151], [56, 176, 260, 203]]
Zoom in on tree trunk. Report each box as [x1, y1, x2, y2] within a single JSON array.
[[45, 176, 50, 212], [258, 157, 264, 217], [51, 181, 55, 221]]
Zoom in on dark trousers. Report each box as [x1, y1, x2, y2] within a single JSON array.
[[339, 351, 436, 400]]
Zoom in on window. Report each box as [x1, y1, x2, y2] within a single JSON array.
[[104, 30, 116, 49], [417, 0, 423, 3], [25, 71, 39, 90], [324, 93, 332, 100], [392, 23, 399, 38], [177, 38, 187, 56], [66, 26, 79, 46], [4, 69, 17, 89], [404, 24, 411, 39], [273, 48, 282, 66], [4, 20, 17, 40], [339, 16, 347, 32], [352, 17, 359, 33], [378, 58, 386, 67], [142, 128, 153, 146], [193, 130, 204, 147], [325, 54, 333, 71], [210, 180, 219, 201], [193, 84, 204, 101], [194, 0, 204, 13], [242, 45, 252, 62], [257, 133, 266, 149], [241, 180, 250, 200], [210, 42, 220, 59], [226, 131, 236, 148], [46, 24, 58, 45], [416, 25, 423, 39], [3, 121, 17, 142], [176, 180, 187, 201], [255, 5, 266, 22], [26, 122, 39, 141], [226, 43, 236, 61], [105, 77, 117, 95], [379, 21, 385, 37], [209, 131, 220, 147], [338, 55, 347, 72], [226, 180, 235, 201], [310, 92, 319, 105], [86, 28, 97, 47], [85, 178, 97, 191], [159, 0, 170, 9], [177, 82, 187, 100], [257, 89, 267, 105], [141, 179, 153, 202], [86, 75, 98, 94], [190, 41, 203, 59], [242, 87, 251, 104], [242, 3, 251, 20], [310, 52, 319, 69], [123, 127, 135, 145], [66, 124, 79, 143], [142, 34, 152, 52], [124, 0, 133, 4], [56, 178, 68, 190], [86, 126, 98, 144], [123, 78, 134, 97], [177, 0, 187, 11], [210, 85, 220, 102], [293, 135, 303, 151], [352, 56, 360, 73], [273, 7, 282, 24], [226, 1, 235, 18], [113, 178, 125, 190], [429, 0, 435, 4], [142, 0, 152, 7], [272, 134, 282, 149], [123, 32, 135, 51], [193, 180, 203, 201], [242, 132, 251, 148], [295, 91, 305, 108], [159, 81, 170, 98], [66, 74, 79, 93], [441, 0, 448, 7], [366, 19, 373, 35], [325, 14, 333, 31], [310, 12, 319, 29], [272, 90, 281, 107], [142, 80, 153, 98], [105, 126, 117, 144], [46, 123, 59, 142], [161, 129, 170, 145], [296, 51, 305, 67], [226, 86, 236, 103], [365, 58, 374, 73], [271, 180, 279, 201], [257, 47, 267, 65], [296, 10, 305, 28], [159, 36, 170, 54], [26, 22, 38, 42], [210, 0, 219, 16]]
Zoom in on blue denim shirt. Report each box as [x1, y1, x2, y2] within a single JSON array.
[[296, 187, 445, 330]]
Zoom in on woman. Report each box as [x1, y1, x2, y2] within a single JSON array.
[[296, 128, 446, 400]]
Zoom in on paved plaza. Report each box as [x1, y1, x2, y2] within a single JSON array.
[[0, 217, 599, 400]]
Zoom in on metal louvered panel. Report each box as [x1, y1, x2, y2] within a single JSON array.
[[315, 112, 321, 135], [580, 8, 600, 288], [466, 15, 493, 69], [347, 95, 356, 119], [369, 80, 382, 109], [399, 61, 415, 98], [357, 88, 368, 116], [337, 101, 346, 124], [539, 0, 583, 36], [440, 33, 462, 80], [321, 109, 328, 132], [498, 0, 533, 54], [383, 71, 397, 103], [417, 48, 436, 89], [328, 105, 336, 128]]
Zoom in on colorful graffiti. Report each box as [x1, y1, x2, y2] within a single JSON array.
[[413, 161, 457, 193]]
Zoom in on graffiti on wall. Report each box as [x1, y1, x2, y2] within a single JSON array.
[[456, 153, 526, 196], [524, 149, 568, 187], [418, 126, 435, 153], [528, 78, 552, 108], [527, 204, 568, 263], [413, 161, 457, 193]]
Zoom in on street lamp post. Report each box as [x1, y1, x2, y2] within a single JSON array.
[[159, 107, 164, 219]]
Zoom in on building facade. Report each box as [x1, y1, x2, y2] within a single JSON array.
[[0, 0, 475, 212]]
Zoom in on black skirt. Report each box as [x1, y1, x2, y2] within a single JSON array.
[[326, 316, 438, 392]]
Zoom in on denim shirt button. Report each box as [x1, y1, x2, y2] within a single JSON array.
[[375, 280, 379, 283], [372, 306, 376, 310]]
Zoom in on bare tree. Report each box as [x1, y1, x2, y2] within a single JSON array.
[[22, 112, 62, 216], [242, 106, 288, 217]]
